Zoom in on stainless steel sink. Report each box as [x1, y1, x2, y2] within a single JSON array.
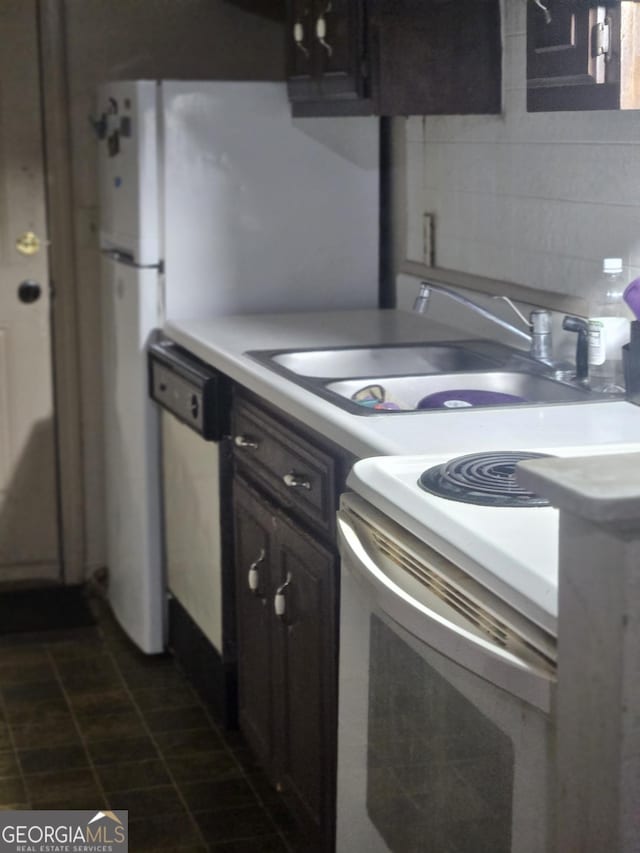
[[327, 371, 591, 412], [247, 341, 611, 415], [262, 343, 501, 378]]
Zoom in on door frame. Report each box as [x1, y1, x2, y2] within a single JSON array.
[[37, 0, 85, 585]]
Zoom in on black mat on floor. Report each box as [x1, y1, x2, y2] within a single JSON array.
[[0, 585, 95, 634]]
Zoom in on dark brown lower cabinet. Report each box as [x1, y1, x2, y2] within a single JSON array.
[[234, 475, 337, 852]]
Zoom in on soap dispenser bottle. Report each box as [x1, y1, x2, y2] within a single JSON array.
[[588, 258, 629, 393]]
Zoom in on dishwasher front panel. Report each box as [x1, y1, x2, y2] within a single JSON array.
[[148, 335, 230, 440], [162, 410, 224, 652]]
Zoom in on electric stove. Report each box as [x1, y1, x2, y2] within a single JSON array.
[[346, 442, 640, 634]]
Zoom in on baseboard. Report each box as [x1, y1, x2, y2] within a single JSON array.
[[168, 596, 238, 730]]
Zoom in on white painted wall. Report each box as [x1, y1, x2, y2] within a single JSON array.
[[401, 0, 640, 309]]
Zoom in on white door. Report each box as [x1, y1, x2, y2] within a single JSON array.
[[0, 0, 59, 582]]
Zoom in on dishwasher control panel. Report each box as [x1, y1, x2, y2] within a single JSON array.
[[148, 334, 229, 440]]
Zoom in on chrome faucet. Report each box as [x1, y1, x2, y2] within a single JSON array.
[[413, 280, 553, 364]]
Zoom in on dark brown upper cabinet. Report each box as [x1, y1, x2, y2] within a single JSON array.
[[527, 0, 640, 111], [223, 0, 286, 20], [288, 0, 372, 114], [370, 0, 502, 116], [287, 0, 502, 116]]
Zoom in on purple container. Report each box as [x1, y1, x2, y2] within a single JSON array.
[[417, 390, 527, 409], [623, 278, 640, 321]]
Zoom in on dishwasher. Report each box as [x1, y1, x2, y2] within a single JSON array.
[[148, 334, 236, 726]]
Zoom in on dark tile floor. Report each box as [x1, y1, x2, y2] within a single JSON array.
[[0, 592, 304, 852]]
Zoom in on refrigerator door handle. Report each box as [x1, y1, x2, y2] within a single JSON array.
[[101, 248, 137, 266], [101, 248, 161, 270]]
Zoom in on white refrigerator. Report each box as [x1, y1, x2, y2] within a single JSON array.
[[97, 80, 380, 654]]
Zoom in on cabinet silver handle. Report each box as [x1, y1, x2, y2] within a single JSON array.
[[274, 573, 292, 618], [293, 21, 310, 57], [282, 472, 311, 490], [315, 14, 333, 56], [234, 434, 259, 450], [248, 547, 266, 594]]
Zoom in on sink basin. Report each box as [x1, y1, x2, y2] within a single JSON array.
[[327, 371, 591, 412], [254, 343, 502, 378], [247, 341, 611, 415]]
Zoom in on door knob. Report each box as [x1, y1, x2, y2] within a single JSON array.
[[18, 281, 42, 304]]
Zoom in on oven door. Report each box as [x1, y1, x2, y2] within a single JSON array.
[[336, 498, 555, 853]]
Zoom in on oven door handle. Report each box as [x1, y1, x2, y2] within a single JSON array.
[[337, 513, 554, 713]]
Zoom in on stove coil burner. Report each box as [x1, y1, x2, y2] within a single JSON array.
[[418, 451, 554, 507]]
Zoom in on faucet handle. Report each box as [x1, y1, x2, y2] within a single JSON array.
[[491, 295, 531, 330], [530, 309, 552, 335], [530, 309, 553, 363]]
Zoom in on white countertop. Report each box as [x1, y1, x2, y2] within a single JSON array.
[[165, 307, 640, 634], [165, 308, 640, 459], [518, 451, 640, 524]]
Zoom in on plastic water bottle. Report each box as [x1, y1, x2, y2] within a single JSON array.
[[588, 258, 629, 393]]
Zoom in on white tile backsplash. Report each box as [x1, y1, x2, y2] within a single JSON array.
[[402, 0, 640, 308], [405, 116, 425, 143]]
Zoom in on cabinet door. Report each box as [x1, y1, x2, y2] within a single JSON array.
[[527, 1, 620, 111], [287, 0, 369, 107], [233, 478, 276, 771], [371, 0, 502, 116], [316, 0, 367, 101], [287, 0, 318, 101], [272, 515, 337, 851], [223, 0, 286, 19]]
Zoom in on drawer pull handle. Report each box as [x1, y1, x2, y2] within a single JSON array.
[[283, 472, 311, 490], [248, 547, 266, 594], [274, 573, 292, 619], [234, 434, 259, 450]]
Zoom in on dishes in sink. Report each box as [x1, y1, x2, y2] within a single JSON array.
[[326, 371, 591, 414], [351, 384, 527, 411], [350, 384, 408, 411]]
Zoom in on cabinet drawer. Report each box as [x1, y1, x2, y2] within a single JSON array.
[[232, 398, 337, 535]]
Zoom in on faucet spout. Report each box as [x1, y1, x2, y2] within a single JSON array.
[[414, 280, 533, 347]]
